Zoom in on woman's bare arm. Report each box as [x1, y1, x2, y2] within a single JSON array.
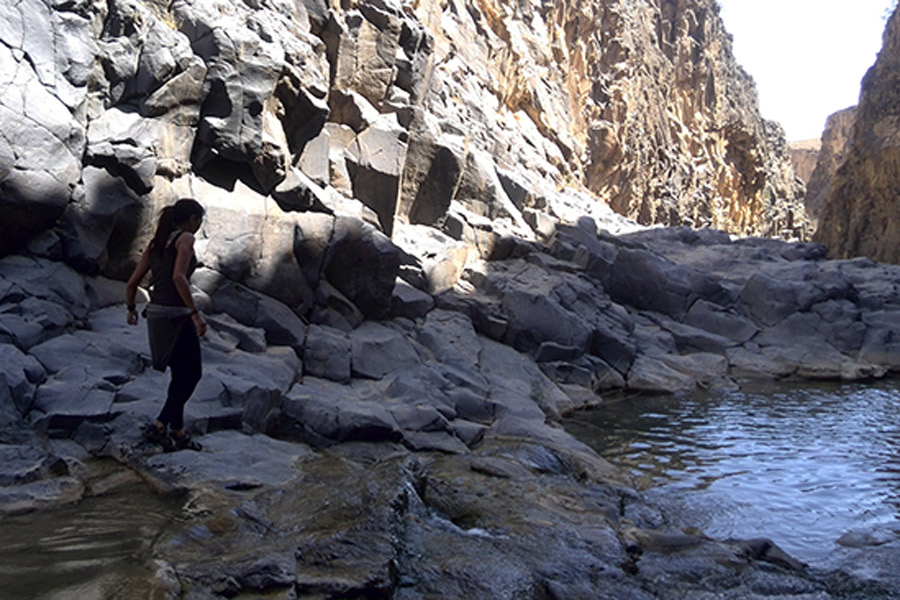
[[172, 232, 197, 309], [125, 248, 151, 325], [172, 232, 207, 336]]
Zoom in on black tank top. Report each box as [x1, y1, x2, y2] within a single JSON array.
[[149, 231, 197, 306]]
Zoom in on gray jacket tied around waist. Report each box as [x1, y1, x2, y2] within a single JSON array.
[[145, 303, 193, 371]]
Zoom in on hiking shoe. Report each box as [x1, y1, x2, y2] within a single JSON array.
[[171, 433, 202, 451], [141, 422, 176, 452]]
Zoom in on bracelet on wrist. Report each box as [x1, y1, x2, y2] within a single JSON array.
[[190, 308, 199, 315], [127, 305, 136, 312]]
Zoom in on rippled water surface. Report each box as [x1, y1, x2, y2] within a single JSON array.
[[0, 482, 180, 599], [564, 380, 900, 566]]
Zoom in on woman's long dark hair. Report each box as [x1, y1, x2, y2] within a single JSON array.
[[149, 198, 205, 258]]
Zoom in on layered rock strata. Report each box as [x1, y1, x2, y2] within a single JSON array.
[[815, 8, 900, 261]]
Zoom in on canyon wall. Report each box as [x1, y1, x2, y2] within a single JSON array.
[[803, 107, 855, 224], [0, 0, 809, 291], [7, 5, 900, 594], [789, 139, 820, 185], [409, 0, 809, 237], [815, 7, 900, 261], [570, 0, 806, 236]]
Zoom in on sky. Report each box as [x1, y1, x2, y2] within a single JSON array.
[[716, 0, 896, 141]]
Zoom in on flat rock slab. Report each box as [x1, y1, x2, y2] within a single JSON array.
[[145, 431, 312, 491], [0, 443, 57, 486], [0, 476, 84, 515], [31, 365, 119, 433]]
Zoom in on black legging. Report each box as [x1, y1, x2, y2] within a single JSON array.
[[157, 319, 202, 430]]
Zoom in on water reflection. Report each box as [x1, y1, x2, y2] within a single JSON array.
[[564, 380, 900, 565], [0, 482, 180, 599]]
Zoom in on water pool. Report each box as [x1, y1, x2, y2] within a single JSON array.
[[564, 379, 900, 569], [0, 480, 180, 599]]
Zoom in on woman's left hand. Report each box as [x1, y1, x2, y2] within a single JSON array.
[[192, 312, 207, 337]]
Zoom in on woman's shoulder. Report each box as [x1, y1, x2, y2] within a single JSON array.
[[173, 230, 195, 248]]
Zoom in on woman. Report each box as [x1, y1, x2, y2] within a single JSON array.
[[125, 198, 207, 451]]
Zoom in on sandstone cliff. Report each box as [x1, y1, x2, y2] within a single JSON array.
[[789, 139, 820, 185], [408, 0, 809, 237], [815, 7, 900, 261], [803, 107, 855, 224]]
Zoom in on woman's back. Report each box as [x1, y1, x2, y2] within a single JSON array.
[[149, 231, 196, 306]]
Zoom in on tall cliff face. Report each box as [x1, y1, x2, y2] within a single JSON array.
[[789, 139, 820, 186], [0, 0, 807, 289], [408, 0, 808, 236], [803, 107, 855, 224], [815, 8, 900, 261], [578, 0, 806, 237]]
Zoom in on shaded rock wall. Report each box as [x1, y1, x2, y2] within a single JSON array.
[[803, 107, 855, 224], [815, 7, 900, 261]]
